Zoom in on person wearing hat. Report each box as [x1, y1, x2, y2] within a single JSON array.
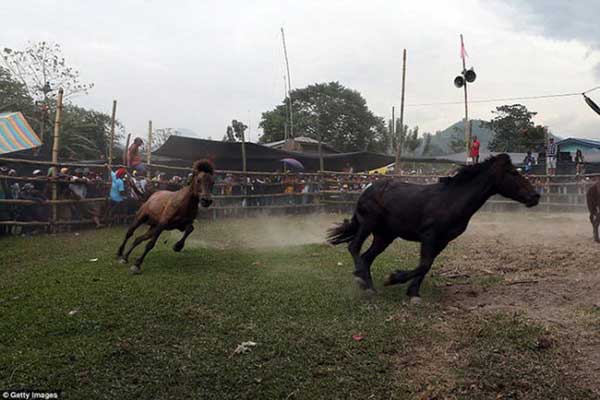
[[127, 137, 145, 173]]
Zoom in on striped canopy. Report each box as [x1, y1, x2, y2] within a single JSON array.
[[0, 112, 41, 155]]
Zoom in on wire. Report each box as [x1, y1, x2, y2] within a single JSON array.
[[404, 85, 600, 108]]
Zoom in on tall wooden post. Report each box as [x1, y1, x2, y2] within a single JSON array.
[[51, 88, 64, 228], [281, 27, 294, 138], [147, 120, 152, 178], [461, 34, 471, 161], [241, 127, 247, 173], [108, 100, 117, 169], [395, 49, 407, 175], [318, 133, 324, 172], [391, 106, 395, 155]]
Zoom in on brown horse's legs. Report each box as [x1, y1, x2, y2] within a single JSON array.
[[358, 234, 393, 291], [131, 227, 164, 273], [117, 215, 148, 258], [122, 226, 156, 262], [173, 224, 194, 252], [348, 225, 372, 290]]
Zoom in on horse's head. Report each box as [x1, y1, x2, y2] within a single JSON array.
[[491, 154, 540, 207], [192, 159, 215, 207]]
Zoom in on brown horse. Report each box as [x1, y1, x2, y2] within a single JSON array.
[[587, 180, 600, 242], [117, 160, 215, 273]]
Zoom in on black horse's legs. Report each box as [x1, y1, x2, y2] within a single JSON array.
[[384, 239, 446, 297], [348, 225, 372, 289], [359, 234, 393, 291], [131, 227, 164, 273], [405, 241, 447, 298], [174, 224, 194, 252], [117, 216, 147, 258], [122, 226, 156, 263], [591, 212, 600, 242]]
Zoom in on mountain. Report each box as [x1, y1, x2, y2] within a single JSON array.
[[417, 119, 494, 156]]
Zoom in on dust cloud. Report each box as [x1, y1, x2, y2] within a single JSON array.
[[171, 211, 594, 250], [179, 214, 342, 249]]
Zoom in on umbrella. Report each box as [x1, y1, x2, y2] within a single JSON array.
[[280, 158, 304, 170], [583, 94, 600, 117]]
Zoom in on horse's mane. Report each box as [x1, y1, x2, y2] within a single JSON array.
[[439, 154, 510, 185], [193, 159, 215, 174]]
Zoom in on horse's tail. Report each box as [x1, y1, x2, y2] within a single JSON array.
[[327, 214, 359, 245]]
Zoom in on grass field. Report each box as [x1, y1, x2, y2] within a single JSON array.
[[1, 215, 598, 399]]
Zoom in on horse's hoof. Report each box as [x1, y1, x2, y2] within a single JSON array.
[[119, 258, 128, 265], [173, 243, 183, 252], [130, 265, 142, 274], [409, 297, 422, 305]]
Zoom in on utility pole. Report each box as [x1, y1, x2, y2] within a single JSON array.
[[460, 34, 471, 161], [281, 27, 294, 139], [395, 49, 407, 175], [391, 106, 395, 155]]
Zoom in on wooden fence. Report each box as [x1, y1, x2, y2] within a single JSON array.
[[1, 157, 598, 234]]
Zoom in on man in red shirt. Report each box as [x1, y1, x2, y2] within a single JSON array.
[[127, 137, 145, 173], [470, 135, 480, 164]]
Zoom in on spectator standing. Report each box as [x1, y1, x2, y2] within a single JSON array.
[[127, 137, 145, 174], [574, 149, 585, 176], [523, 151, 536, 175], [546, 138, 558, 176], [470, 135, 480, 164]]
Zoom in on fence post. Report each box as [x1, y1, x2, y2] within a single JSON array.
[[51, 88, 64, 231]]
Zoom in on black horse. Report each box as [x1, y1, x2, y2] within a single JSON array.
[[327, 154, 540, 302], [586, 180, 600, 242]]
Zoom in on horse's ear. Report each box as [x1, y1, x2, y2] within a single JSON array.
[[193, 159, 215, 174]]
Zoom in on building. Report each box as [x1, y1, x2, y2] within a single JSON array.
[[262, 136, 339, 154], [556, 138, 600, 154]]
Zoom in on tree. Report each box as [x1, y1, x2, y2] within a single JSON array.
[[449, 125, 467, 153], [59, 104, 124, 160], [421, 133, 432, 156], [223, 120, 248, 142], [259, 82, 384, 152], [0, 67, 34, 114], [1, 42, 93, 101], [483, 104, 546, 152], [152, 128, 181, 151]]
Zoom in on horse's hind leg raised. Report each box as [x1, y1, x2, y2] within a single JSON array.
[[131, 227, 164, 274], [117, 214, 148, 258], [358, 234, 393, 292], [348, 225, 372, 290], [121, 225, 156, 263]]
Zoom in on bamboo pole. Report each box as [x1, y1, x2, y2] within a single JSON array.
[[281, 27, 294, 138], [395, 49, 407, 175], [108, 100, 117, 169], [51, 88, 64, 229], [147, 120, 152, 177]]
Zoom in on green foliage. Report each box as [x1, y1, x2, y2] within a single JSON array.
[[0, 67, 34, 114], [450, 126, 467, 153], [259, 82, 384, 152], [483, 104, 547, 152], [60, 104, 124, 160]]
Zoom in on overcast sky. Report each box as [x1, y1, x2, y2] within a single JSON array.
[[2, 0, 599, 143]]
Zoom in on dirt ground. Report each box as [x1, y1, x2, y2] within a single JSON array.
[[437, 212, 600, 394]]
